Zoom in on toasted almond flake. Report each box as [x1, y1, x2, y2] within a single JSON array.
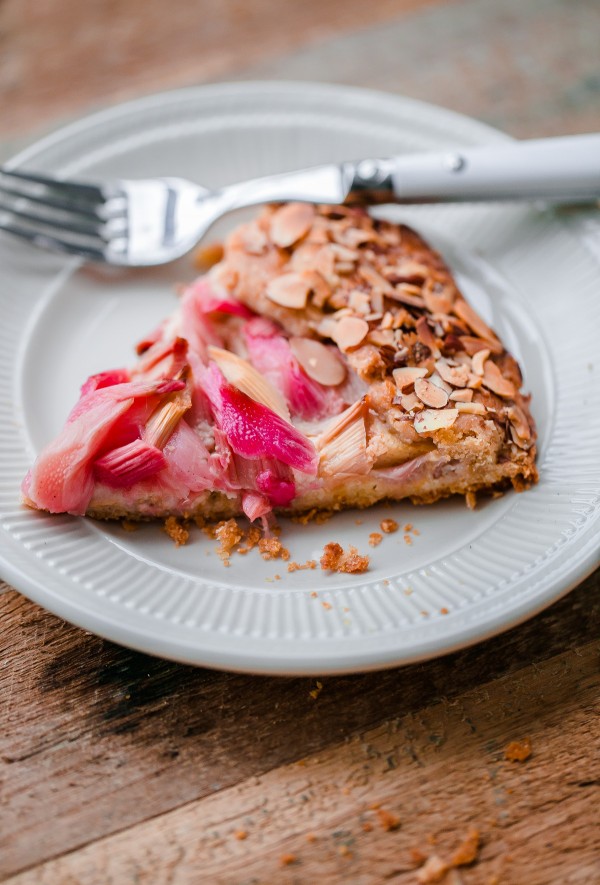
[[304, 270, 331, 308], [270, 202, 315, 248], [289, 336, 346, 387], [359, 264, 395, 294], [482, 360, 517, 398], [414, 377, 449, 408], [330, 243, 359, 262], [387, 286, 426, 309], [317, 399, 371, 476], [455, 401, 487, 414], [415, 316, 440, 355], [428, 372, 453, 396], [398, 392, 423, 412], [507, 404, 531, 441], [471, 348, 491, 376], [459, 335, 504, 356], [449, 388, 474, 402], [348, 289, 371, 315], [414, 408, 458, 434], [208, 346, 291, 421], [381, 311, 394, 330], [435, 358, 470, 388], [331, 316, 369, 351], [453, 298, 500, 344], [393, 366, 428, 391], [367, 329, 396, 347], [241, 224, 268, 255], [422, 282, 455, 315], [265, 273, 311, 309], [467, 373, 483, 389], [387, 259, 430, 281]]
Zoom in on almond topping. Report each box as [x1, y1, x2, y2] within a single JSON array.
[[265, 273, 311, 309], [331, 316, 369, 351], [398, 392, 423, 412], [317, 400, 372, 476], [289, 337, 347, 387], [359, 264, 395, 295], [387, 286, 426, 309], [241, 225, 268, 255], [270, 202, 315, 248], [459, 335, 504, 356], [471, 348, 490, 376], [435, 359, 469, 388], [416, 317, 441, 358], [453, 298, 500, 344], [482, 360, 517, 398], [208, 346, 291, 421], [455, 401, 487, 415], [507, 404, 531, 441], [428, 372, 453, 396], [414, 408, 459, 434], [144, 374, 192, 449], [392, 366, 428, 391], [449, 388, 474, 402], [414, 377, 449, 408]]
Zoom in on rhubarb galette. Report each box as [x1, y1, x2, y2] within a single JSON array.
[[23, 203, 537, 523]]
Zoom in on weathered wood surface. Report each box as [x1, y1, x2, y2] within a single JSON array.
[[1, 570, 599, 882]]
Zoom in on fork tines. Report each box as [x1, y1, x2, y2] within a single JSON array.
[[0, 167, 127, 260]]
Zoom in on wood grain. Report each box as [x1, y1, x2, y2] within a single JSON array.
[[0, 0, 445, 137], [1, 569, 598, 880], [5, 639, 600, 883]]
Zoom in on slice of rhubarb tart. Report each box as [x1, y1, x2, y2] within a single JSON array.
[[23, 203, 537, 523]]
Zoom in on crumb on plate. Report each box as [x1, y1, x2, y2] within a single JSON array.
[[320, 542, 369, 574]]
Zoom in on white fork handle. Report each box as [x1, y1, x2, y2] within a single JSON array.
[[353, 134, 600, 203]]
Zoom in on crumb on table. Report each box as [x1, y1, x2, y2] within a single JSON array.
[[369, 532, 383, 547], [504, 737, 532, 762]]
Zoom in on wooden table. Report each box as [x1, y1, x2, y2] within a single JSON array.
[[1, 2, 599, 882]]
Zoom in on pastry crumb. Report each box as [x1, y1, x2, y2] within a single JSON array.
[[280, 853, 297, 867], [163, 516, 190, 547], [404, 533, 413, 545], [215, 518, 243, 564], [258, 537, 290, 561], [287, 559, 317, 572], [416, 855, 449, 883], [237, 525, 262, 554], [380, 518, 399, 534], [465, 491, 477, 510], [309, 680, 323, 700], [369, 532, 383, 547], [234, 829, 247, 841], [377, 808, 401, 831], [291, 508, 333, 525], [193, 241, 224, 270], [320, 542, 369, 574], [451, 827, 480, 866], [504, 737, 532, 762], [121, 519, 138, 532]]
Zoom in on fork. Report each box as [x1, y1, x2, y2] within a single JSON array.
[[1, 133, 598, 267]]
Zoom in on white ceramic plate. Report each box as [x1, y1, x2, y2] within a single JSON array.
[[1, 82, 599, 674]]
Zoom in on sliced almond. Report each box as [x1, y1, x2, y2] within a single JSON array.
[[455, 401, 487, 415], [386, 260, 429, 282], [435, 358, 470, 388], [270, 203, 315, 248], [414, 377, 449, 408], [482, 360, 517, 399], [387, 285, 426, 309], [289, 337, 346, 387], [393, 366, 428, 391], [359, 264, 395, 295], [208, 346, 290, 421], [428, 372, 453, 396], [471, 348, 490, 376], [304, 270, 331, 308], [367, 329, 395, 347], [317, 400, 372, 476], [453, 298, 500, 345], [507, 404, 531, 441], [449, 388, 474, 402], [330, 243, 359, 263], [467, 373, 483, 389], [241, 225, 268, 255], [459, 335, 504, 356], [265, 273, 311, 309], [416, 316, 441, 358], [348, 289, 371, 315], [414, 408, 459, 434], [398, 392, 423, 412], [331, 316, 369, 351], [422, 280, 455, 314]]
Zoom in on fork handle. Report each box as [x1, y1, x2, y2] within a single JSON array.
[[348, 133, 600, 203]]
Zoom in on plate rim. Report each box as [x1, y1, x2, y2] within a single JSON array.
[[1, 80, 598, 674]]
